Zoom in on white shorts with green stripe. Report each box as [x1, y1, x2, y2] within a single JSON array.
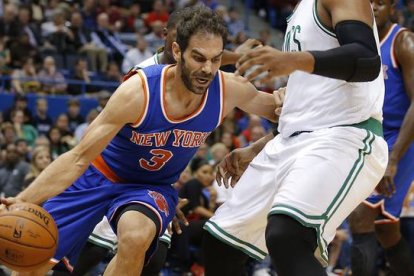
[[88, 217, 172, 252], [205, 124, 387, 266]]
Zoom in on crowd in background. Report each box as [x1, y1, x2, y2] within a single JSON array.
[[0, 0, 414, 275]]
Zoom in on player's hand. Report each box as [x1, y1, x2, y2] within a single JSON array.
[[171, 198, 189, 234], [216, 147, 257, 188], [234, 39, 262, 55], [273, 87, 286, 116], [0, 197, 24, 212], [375, 161, 397, 197], [235, 46, 293, 82]]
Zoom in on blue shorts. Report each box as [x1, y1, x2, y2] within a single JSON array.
[[44, 165, 178, 271], [365, 143, 414, 223]]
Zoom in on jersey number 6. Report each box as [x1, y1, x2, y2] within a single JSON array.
[[139, 149, 173, 171]]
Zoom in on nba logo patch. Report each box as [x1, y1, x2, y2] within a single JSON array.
[[148, 191, 169, 216]]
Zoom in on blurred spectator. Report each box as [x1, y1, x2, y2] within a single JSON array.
[[0, 143, 30, 197], [220, 131, 240, 151], [69, 12, 108, 73], [101, 61, 122, 83], [29, 0, 44, 24], [66, 98, 85, 133], [42, 10, 75, 53], [91, 12, 128, 66], [81, 0, 98, 31], [9, 33, 39, 68], [11, 57, 41, 94], [55, 113, 73, 137], [173, 165, 192, 191], [403, 0, 414, 30], [144, 0, 169, 28], [258, 28, 275, 47], [96, 90, 111, 112], [227, 7, 245, 39], [209, 142, 229, 166], [33, 98, 53, 136], [122, 34, 152, 73], [0, 4, 19, 45], [48, 126, 71, 159], [23, 145, 51, 188], [0, 36, 11, 75], [33, 135, 50, 150], [144, 20, 165, 53], [15, 138, 30, 162], [1, 122, 17, 150], [202, 0, 219, 10], [38, 56, 67, 94], [67, 57, 98, 95], [123, 3, 146, 33], [75, 109, 99, 143], [17, 6, 41, 48], [194, 143, 210, 160], [96, 0, 123, 26], [3, 94, 33, 124], [11, 109, 38, 147]]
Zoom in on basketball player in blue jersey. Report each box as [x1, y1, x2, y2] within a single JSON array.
[[202, 0, 388, 276], [0, 6, 281, 276], [70, 7, 264, 276], [348, 1, 414, 275]]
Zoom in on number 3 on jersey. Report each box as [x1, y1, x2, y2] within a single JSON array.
[[139, 149, 173, 171]]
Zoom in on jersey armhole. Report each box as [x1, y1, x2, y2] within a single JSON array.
[[391, 28, 409, 69], [217, 71, 226, 128], [130, 70, 150, 128]]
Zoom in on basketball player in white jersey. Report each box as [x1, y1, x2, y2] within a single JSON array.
[[203, 0, 388, 275]]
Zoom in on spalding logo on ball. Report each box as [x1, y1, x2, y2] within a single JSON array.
[[0, 202, 58, 272]]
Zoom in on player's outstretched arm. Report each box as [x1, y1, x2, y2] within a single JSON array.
[[376, 31, 414, 197], [236, 0, 381, 83], [222, 72, 279, 123], [5, 75, 145, 206]]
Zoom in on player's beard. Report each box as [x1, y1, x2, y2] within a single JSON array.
[[180, 55, 212, 95]]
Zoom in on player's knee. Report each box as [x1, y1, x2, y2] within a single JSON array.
[[118, 226, 154, 255], [266, 215, 301, 256]]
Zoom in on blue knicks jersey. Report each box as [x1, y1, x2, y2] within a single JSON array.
[[381, 24, 409, 148], [92, 64, 224, 185]]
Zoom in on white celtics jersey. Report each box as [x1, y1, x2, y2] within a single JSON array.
[[278, 0, 384, 138]]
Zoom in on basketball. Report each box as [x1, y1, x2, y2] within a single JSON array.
[[0, 203, 58, 272]]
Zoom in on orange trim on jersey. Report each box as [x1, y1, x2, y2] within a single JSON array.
[[391, 27, 409, 68], [91, 155, 123, 183], [130, 70, 149, 128], [380, 23, 397, 47], [363, 199, 399, 224], [219, 71, 226, 125], [162, 65, 209, 123]]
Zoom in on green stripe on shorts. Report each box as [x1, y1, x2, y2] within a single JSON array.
[[203, 221, 267, 260]]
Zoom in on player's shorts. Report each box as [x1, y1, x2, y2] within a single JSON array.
[[364, 143, 414, 224], [88, 217, 172, 252], [44, 165, 178, 272], [205, 119, 387, 266]]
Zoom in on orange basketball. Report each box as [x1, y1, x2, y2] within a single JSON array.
[[0, 203, 58, 272]]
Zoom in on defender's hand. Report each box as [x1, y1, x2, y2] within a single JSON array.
[[171, 198, 189, 234], [216, 147, 257, 188], [375, 162, 397, 197]]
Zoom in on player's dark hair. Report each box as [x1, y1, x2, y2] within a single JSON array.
[[176, 5, 228, 53], [167, 8, 187, 30]]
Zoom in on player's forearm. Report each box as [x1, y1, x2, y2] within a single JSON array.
[[221, 50, 241, 66], [390, 103, 414, 163], [250, 131, 275, 155], [17, 150, 89, 204]]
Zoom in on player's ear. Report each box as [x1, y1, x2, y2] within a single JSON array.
[[163, 27, 168, 39], [172, 42, 181, 62]]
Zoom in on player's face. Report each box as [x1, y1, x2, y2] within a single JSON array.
[[176, 32, 223, 95], [371, 0, 393, 28]]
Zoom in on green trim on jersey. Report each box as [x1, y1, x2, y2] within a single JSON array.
[[88, 233, 117, 251], [269, 130, 375, 265], [343, 118, 383, 138], [159, 232, 172, 247], [313, 0, 336, 38], [204, 221, 267, 260]]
